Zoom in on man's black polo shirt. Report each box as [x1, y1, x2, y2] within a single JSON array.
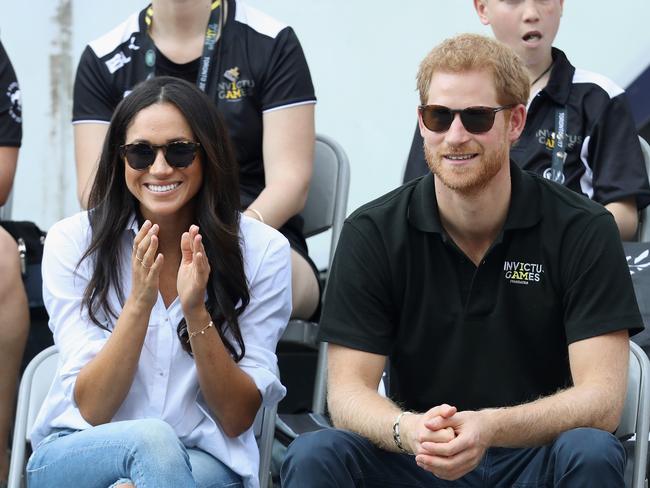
[[320, 163, 643, 413]]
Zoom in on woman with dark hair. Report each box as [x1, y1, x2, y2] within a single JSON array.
[[73, 0, 320, 320], [27, 76, 291, 488]]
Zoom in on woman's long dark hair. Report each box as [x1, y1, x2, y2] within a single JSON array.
[[79, 76, 249, 360]]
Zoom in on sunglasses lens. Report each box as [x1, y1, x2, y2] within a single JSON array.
[[165, 142, 197, 168], [421, 106, 453, 132], [125, 143, 156, 169], [460, 108, 496, 134]]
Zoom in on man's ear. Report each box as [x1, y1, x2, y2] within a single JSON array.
[[417, 107, 427, 138], [474, 0, 491, 26], [508, 104, 527, 143]]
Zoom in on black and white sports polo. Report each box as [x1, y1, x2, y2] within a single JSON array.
[[320, 163, 643, 413], [73, 0, 316, 249], [403, 48, 650, 211], [0, 41, 21, 147]]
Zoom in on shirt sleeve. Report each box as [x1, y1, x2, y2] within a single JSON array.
[[318, 218, 397, 355], [0, 41, 21, 147], [72, 45, 119, 123], [235, 228, 291, 407], [586, 92, 650, 209], [42, 217, 109, 407], [561, 212, 644, 343], [258, 27, 316, 112]]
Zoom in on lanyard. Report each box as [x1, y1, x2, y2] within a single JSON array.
[[143, 0, 224, 93], [548, 107, 567, 184]]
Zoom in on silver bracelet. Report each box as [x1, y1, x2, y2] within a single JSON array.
[[392, 411, 413, 454]]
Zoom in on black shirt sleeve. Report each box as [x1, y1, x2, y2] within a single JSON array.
[[72, 45, 119, 123], [586, 92, 650, 209], [259, 27, 315, 111], [0, 41, 21, 147], [403, 124, 428, 183], [318, 218, 397, 354], [561, 212, 644, 343]]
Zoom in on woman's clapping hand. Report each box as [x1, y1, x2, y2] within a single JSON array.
[[131, 220, 164, 310], [177, 225, 211, 315]]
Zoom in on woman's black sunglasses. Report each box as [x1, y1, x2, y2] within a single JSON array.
[[119, 141, 201, 170], [418, 104, 516, 134]]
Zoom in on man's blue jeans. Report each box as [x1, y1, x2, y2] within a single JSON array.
[[281, 427, 626, 487], [26, 418, 243, 488]]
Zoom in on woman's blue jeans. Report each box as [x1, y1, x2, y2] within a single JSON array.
[[26, 418, 243, 488]]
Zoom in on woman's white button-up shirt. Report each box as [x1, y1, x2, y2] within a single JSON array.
[[31, 212, 291, 488]]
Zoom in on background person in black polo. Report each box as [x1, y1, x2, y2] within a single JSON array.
[[72, 0, 319, 319], [403, 0, 650, 241], [281, 34, 641, 488]]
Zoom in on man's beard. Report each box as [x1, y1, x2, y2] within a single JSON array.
[[424, 139, 508, 195]]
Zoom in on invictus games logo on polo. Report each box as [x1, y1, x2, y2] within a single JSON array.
[[536, 129, 583, 153], [6, 81, 21, 123], [218, 67, 254, 101], [503, 260, 544, 285]]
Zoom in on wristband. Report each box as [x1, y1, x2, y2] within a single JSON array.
[[392, 411, 413, 454]]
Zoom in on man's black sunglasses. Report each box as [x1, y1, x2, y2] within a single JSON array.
[[119, 141, 201, 170], [418, 104, 516, 134]]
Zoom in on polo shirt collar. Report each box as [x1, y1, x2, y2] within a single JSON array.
[[407, 162, 541, 234], [542, 47, 575, 106], [503, 162, 542, 231], [408, 173, 444, 233]]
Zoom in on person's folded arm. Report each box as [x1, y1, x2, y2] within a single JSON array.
[[190, 230, 291, 437], [0, 146, 17, 206], [74, 122, 108, 209], [328, 343, 456, 454], [414, 330, 629, 480], [605, 198, 638, 241], [487, 329, 629, 445], [243, 104, 314, 228]]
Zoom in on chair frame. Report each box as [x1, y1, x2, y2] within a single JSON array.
[[637, 136, 650, 242], [616, 341, 650, 488], [8, 345, 57, 488], [279, 133, 350, 415], [8, 345, 278, 488]]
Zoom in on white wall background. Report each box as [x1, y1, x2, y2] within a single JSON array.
[[2, 0, 649, 266]]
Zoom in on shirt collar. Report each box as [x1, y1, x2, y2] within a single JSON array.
[[407, 162, 541, 235], [541, 47, 575, 106], [126, 213, 140, 236]]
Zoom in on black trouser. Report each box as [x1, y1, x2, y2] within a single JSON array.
[[281, 427, 625, 487]]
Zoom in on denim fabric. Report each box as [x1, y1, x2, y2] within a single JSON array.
[[281, 427, 625, 488], [27, 419, 242, 488]]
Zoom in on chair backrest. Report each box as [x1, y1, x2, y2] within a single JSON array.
[[615, 341, 650, 488], [280, 134, 350, 415], [638, 136, 650, 242], [8, 345, 278, 488], [302, 133, 350, 268], [8, 345, 58, 488]]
